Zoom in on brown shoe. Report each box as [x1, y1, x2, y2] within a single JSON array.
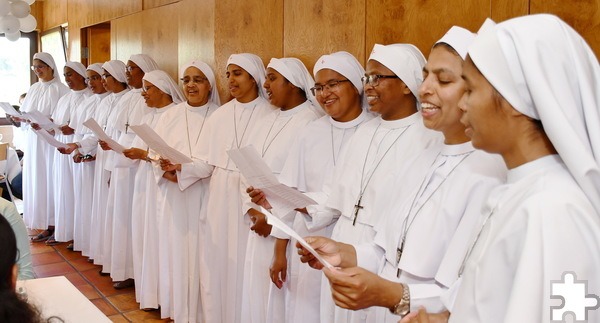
[[113, 278, 134, 290], [31, 230, 53, 242]]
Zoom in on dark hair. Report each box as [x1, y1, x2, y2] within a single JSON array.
[[432, 42, 461, 57], [0, 216, 43, 323]]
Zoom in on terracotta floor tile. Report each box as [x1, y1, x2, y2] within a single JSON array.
[[91, 298, 119, 317], [123, 309, 170, 322], [80, 268, 128, 297], [33, 262, 76, 278], [107, 292, 139, 312], [75, 282, 102, 300], [64, 272, 87, 286], [29, 243, 55, 255], [31, 251, 64, 266], [56, 247, 86, 261], [107, 314, 130, 322], [70, 257, 100, 272]]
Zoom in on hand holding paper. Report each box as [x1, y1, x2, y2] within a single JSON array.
[[82, 118, 126, 153], [129, 124, 192, 164], [262, 207, 333, 269]]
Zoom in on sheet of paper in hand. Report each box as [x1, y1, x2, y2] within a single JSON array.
[[82, 118, 126, 153], [129, 123, 193, 164], [261, 206, 333, 269]]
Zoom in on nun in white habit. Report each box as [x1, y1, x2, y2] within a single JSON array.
[[84, 60, 129, 264], [124, 70, 183, 309], [239, 57, 322, 323], [50, 61, 92, 243], [184, 53, 274, 323], [68, 63, 111, 255], [153, 60, 220, 322], [253, 53, 374, 323], [22, 52, 69, 233], [438, 15, 600, 323], [100, 54, 158, 283]]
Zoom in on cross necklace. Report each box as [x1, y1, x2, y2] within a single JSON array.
[[233, 103, 257, 148], [352, 124, 410, 226], [395, 151, 473, 277], [261, 112, 294, 157], [184, 105, 210, 158]]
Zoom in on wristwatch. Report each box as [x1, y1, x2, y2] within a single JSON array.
[[389, 283, 410, 316]]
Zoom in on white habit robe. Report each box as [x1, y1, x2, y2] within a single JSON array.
[[51, 88, 91, 241], [191, 97, 275, 323], [83, 89, 129, 263], [21, 78, 69, 229], [451, 155, 600, 323], [131, 103, 176, 309], [240, 101, 321, 323], [310, 113, 442, 323], [269, 110, 373, 323], [153, 101, 218, 322], [70, 92, 108, 255], [353, 142, 505, 322], [101, 89, 149, 278]]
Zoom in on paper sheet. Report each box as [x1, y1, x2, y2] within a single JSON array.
[[129, 124, 193, 164], [227, 146, 317, 213], [262, 207, 333, 269], [82, 118, 126, 153], [0, 102, 21, 117], [25, 110, 60, 132], [34, 129, 69, 149]]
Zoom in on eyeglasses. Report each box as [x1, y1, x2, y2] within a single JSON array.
[[361, 74, 399, 87], [142, 85, 156, 93], [31, 65, 48, 71], [310, 79, 351, 96], [126, 66, 140, 72], [86, 75, 101, 82], [101, 74, 113, 80], [180, 77, 208, 85]]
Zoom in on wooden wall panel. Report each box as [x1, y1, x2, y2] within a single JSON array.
[[111, 13, 143, 63], [141, 3, 180, 79], [42, 0, 68, 30], [491, 0, 529, 23], [366, 0, 488, 60], [93, 0, 142, 24], [530, 0, 600, 57], [284, 0, 365, 72], [144, 0, 180, 10], [67, 0, 94, 28], [215, 0, 284, 101]]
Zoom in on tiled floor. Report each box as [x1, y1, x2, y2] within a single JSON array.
[[28, 229, 170, 322]]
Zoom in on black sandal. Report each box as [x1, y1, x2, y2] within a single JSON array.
[[31, 230, 53, 242]]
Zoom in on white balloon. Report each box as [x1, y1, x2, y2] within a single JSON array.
[[0, 0, 10, 16], [18, 13, 34, 32], [9, 0, 29, 18], [0, 15, 19, 34], [5, 30, 20, 41]]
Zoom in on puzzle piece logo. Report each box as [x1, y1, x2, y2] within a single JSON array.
[[551, 272, 600, 322]]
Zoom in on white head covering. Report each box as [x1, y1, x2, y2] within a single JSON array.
[[86, 63, 104, 76], [434, 26, 476, 60], [102, 60, 128, 84], [314, 51, 365, 95], [469, 14, 600, 215], [180, 60, 221, 106], [227, 53, 268, 100], [267, 57, 323, 115], [129, 54, 159, 74], [368, 44, 426, 99], [143, 70, 185, 104], [33, 52, 60, 79], [64, 61, 87, 79]]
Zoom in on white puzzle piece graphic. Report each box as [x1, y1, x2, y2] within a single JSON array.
[[551, 272, 600, 322]]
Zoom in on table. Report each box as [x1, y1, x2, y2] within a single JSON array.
[[17, 276, 111, 322]]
